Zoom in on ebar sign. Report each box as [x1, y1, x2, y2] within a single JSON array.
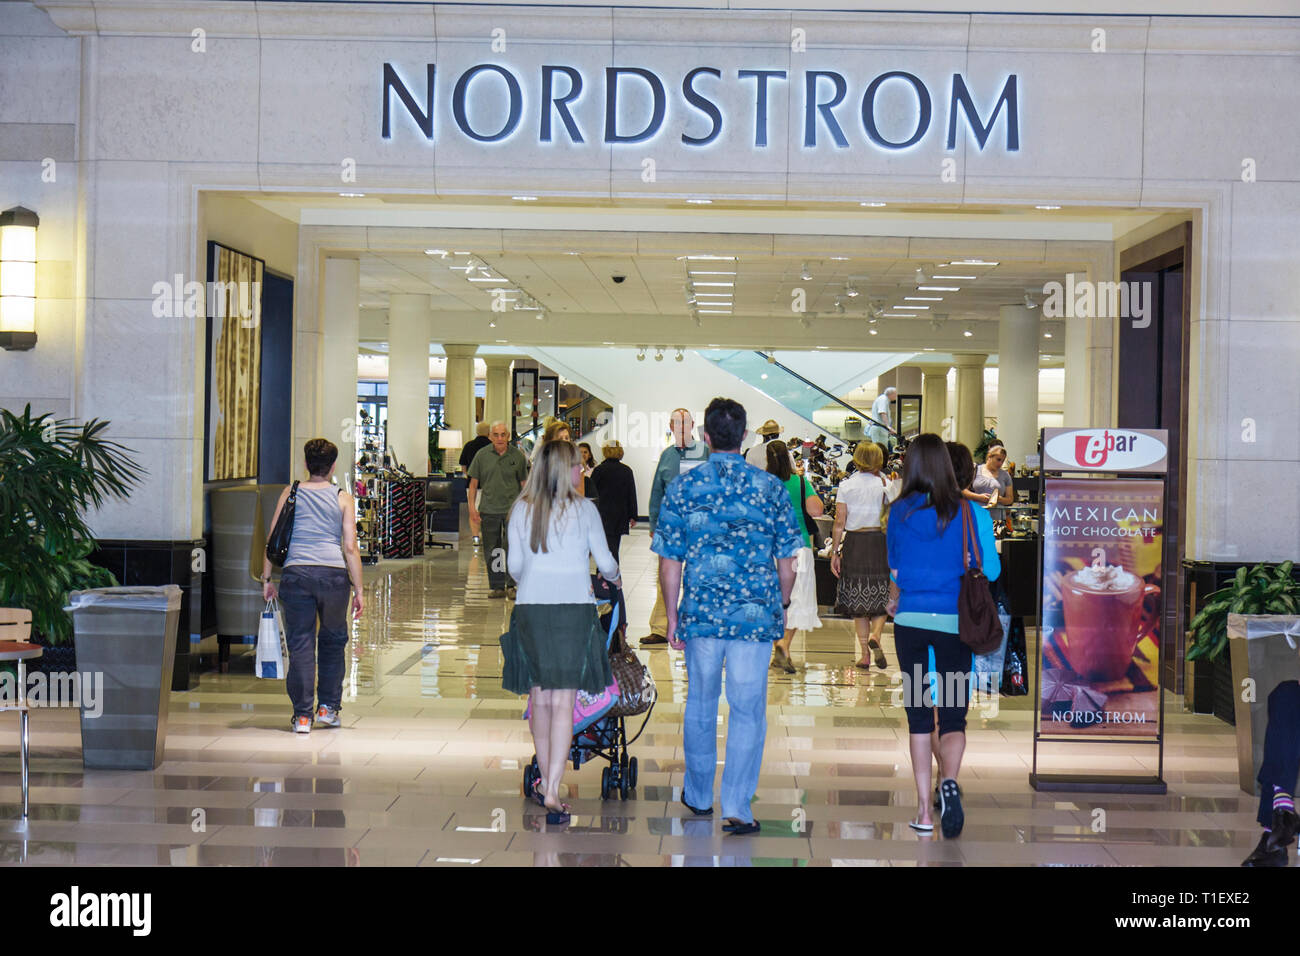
[[1042, 427, 1168, 474]]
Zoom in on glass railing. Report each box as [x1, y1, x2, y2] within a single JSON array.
[[698, 350, 892, 440]]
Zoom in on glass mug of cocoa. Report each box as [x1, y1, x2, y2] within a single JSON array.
[[1059, 565, 1160, 682]]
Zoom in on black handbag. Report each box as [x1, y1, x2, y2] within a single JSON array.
[[957, 502, 1004, 655], [798, 476, 820, 543], [265, 481, 299, 567]]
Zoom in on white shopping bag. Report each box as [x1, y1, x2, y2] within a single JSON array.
[[255, 598, 287, 680]]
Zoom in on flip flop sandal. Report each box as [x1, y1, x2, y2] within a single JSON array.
[[908, 819, 934, 833], [722, 819, 761, 835], [545, 803, 571, 826], [681, 795, 713, 816], [869, 642, 888, 670]]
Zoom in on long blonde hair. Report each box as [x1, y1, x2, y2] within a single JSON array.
[[513, 439, 582, 553]]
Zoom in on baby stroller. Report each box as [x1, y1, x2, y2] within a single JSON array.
[[522, 575, 657, 801]]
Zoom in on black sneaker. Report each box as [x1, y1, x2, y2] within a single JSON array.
[[1243, 831, 1288, 867], [939, 779, 964, 838]]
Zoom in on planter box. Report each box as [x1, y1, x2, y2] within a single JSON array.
[[1228, 614, 1300, 795]]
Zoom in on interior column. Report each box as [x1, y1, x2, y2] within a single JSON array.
[[443, 344, 479, 435], [997, 304, 1040, 463], [320, 257, 360, 486], [916, 363, 952, 436], [387, 293, 431, 477], [953, 353, 988, 451], [483, 355, 513, 428]]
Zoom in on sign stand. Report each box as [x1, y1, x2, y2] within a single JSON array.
[[1028, 427, 1170, 795]]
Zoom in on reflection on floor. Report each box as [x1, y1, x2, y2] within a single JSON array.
[[0, 528, 1262, 867]]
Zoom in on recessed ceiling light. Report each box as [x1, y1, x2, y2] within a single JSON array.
[[800, 262, 813, 281], [896, 305, 931, 311], [1043, 332, 1053, 338], [868, 328, 878, 335], [844, 282, 860, 298], [923, 347, 936, 351], [760, 373, 768, 379], [949, 260, 998, 267], [686, 199, 713, 205], [694, 281, 734, 287], [424, 248, 448, 257], [698, 309, 732, 314], [602, 341, 615, 345], [678, 254, 735, 261], [689, 271, 737, 276], [338, 192, 365, 198], [1035, 204, 1061, 210], [829, 256, 850, 261], [905, 296, 944, 302], [918, 286, 960, 292], [963, 325, 974, 338], [932, 274, 977, 281], [815, 346, 829, 350], [512, 195, 539, 201], [860, 201, 887, 207]]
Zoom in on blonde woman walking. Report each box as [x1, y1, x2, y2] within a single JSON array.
[[501, 439, 621, 825]]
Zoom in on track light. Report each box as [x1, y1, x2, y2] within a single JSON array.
[[844, 282, 860, 298], [766, 351, 777, 364], [1024, 291, 1039, 309], [915, 264, 933, 284], [800, 262, 813, 282], [655, 348, 664, 362], [637, 348, 646, 361], [963, 324, 974, 338], [675, 349, 684, 362]]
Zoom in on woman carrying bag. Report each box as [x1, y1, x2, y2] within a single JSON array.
[[501, 439, 621, 826], [766, 440, 823, 674], [262, 438, 364, 735]]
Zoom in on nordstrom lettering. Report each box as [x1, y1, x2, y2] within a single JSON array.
[[382, 63, 1020, 152]]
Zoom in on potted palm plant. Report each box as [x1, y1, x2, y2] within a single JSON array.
[[0, 405, 144, 668]]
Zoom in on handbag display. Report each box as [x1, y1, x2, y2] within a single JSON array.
[[264, 481, 299, 567], [958, 502, 1004, 655]]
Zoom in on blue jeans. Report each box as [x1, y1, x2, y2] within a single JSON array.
[[682, 638, 772, 823], [279, 565, 351, 718]]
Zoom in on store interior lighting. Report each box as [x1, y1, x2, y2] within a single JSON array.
[[844, 281, 860, 298], [800, 262, 813, 281]]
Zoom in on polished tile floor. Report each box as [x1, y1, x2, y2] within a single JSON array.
[[0, 527, 1265, 866]]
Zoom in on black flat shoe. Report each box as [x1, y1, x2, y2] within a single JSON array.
[[939, 779, 964, 838], [681, 794, 713, 816], [545, 803, 571, 826], [640, 634, 668, 646], [1243, 831, 1288, 867], [722, 818, 760, 835]]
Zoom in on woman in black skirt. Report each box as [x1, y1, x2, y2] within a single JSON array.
[[831, 440, 900, 669], [502, 439, 621, 825]]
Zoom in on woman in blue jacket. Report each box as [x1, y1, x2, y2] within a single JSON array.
[[887, 434, 999, 838]]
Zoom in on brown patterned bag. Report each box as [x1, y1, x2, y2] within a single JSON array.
[[607, 626, 656, 718]]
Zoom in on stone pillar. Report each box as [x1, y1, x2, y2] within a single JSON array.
[[320, 257, 360, 486], [387, 294, 431, 477], [997, 304, 1040, 463], [915, 363, 952, 436], [952, 353, 988, 451], [442, 344, 479, 434], [484, 355, 513, 428]]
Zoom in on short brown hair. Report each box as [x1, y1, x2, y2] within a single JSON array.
[[853, 440, 883, 473], [304, 438, 338, 477], [602, 441, 624, 460]]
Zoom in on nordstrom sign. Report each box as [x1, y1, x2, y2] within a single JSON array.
[[381, 63, 1020, 152]]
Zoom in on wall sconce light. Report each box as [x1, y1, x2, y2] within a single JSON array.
[[0, 206, 38, 351]]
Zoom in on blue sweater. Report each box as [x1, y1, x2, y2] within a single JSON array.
[[887, 494, 1000, 619]]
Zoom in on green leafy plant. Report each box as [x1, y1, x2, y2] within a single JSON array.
[[973, 426, 999, 464], [428, 425, 444, 474], [1186, 561, 1300, 662], [0, 405, 144, 644]]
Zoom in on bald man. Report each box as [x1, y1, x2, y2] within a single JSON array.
[[642, 408, 710, 645]]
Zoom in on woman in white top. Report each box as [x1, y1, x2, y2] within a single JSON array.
[[501, 439, 620, 826], [831, 441, 900, 669]]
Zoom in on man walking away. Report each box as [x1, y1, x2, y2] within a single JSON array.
[[642, 408, 709, 645], [467, 421, 528, 598], [653, 397, 801, 834]]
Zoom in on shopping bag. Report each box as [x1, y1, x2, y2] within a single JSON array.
[[255, 598, 287, 679]]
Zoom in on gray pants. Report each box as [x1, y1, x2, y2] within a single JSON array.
[[480, 512, 514, 590]]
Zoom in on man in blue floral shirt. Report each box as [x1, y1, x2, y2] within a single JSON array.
[[652, 397, 801, 834]]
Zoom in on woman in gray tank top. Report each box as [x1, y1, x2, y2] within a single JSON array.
[[261, 439, 364, 734]]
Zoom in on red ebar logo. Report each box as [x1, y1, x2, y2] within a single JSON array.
[[1075, 432, 1110, 466]]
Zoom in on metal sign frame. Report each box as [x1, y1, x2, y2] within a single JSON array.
[[1029, 427, 1170, 795]]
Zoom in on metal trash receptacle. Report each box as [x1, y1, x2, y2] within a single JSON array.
[[1228, 614, 1300, 794], [67, 586, 182, 770]]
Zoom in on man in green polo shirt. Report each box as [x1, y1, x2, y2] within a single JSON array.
[[467, 421, 529, 598]]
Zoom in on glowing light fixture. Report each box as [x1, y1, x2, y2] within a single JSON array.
[[0, 206, 38, 350]]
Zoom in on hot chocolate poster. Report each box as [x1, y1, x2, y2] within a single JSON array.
[[1038, 478, 1164, 738]]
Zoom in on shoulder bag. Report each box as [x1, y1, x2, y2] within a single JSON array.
[[798, 475, 818, 539], [958, 502, 1003, 655], [265, 481, 299, 567]]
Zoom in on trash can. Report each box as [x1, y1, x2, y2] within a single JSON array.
[[1228, 614, 1300, 794], [67, 585, 182, 770]]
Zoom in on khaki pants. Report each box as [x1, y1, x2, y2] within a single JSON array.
[[648, 559, 669, 636]]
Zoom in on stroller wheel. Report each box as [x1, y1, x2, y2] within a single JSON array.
[[618, 771, 630, 800], [523, 763, 537, 798], [600, 766, 612, 800], [628, 756, 638, 789]]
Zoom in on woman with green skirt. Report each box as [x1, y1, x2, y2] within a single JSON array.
[[502, 439, 621, 825]]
